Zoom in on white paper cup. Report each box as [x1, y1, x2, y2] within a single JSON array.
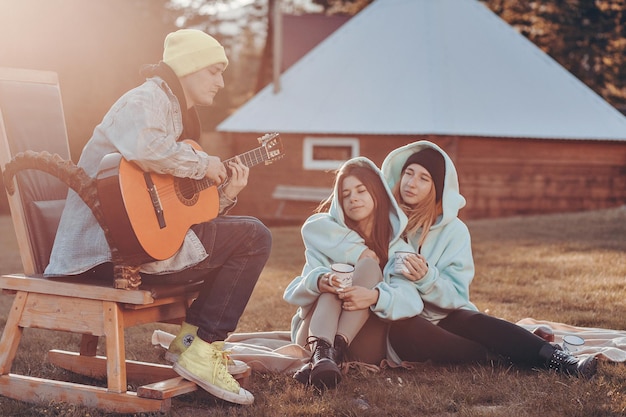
[[562, 335, 585, 352], [394, 251, 416, 274], [330, 263, 354, 288]]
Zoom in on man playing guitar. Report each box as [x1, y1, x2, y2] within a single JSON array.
[[45, 29, 271, 406]]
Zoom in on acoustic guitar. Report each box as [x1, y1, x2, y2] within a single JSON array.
[[96, 133, 283, 263]]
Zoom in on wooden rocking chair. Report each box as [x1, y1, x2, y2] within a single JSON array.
[[0, 67, 248, 413]]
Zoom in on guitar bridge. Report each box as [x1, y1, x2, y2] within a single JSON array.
[[143, 172, 166, 229]]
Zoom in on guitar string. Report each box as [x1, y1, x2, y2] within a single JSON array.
[[140, 146, 275, 205]]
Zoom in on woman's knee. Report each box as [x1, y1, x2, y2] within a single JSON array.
[[354, 257, 382, 288]]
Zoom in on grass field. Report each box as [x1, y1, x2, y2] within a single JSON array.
[[0, 207, 625, 416]]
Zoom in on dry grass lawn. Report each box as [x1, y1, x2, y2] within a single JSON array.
[[0, 207, 625, 416]]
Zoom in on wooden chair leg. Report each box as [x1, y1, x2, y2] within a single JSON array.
[[103, 301, 126, 393], [0, 291, 27, 374]]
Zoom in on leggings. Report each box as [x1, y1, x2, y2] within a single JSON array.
[[389, 309, 548, 366]]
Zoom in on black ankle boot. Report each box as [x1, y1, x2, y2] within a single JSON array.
[[538, 344, 598, 379], [308, 337, 342, 389], [334, 334, 349, 366]]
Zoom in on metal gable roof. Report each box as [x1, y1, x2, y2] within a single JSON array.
[[218, 0, 626, 140]]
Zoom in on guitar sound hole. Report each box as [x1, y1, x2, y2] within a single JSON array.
[[174, 178, 199, 206]]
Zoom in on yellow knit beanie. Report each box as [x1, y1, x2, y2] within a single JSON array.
[[163, 29, 229, 77]]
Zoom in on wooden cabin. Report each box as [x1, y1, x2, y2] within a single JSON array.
[[215, 0, 626, 223]]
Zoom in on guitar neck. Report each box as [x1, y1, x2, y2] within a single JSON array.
[[194, 145, 273, 192], [222, 145, 272, 169]]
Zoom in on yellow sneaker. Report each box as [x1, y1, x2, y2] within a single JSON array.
[[165, 322, 198, 363], [173, 337, 254, 405], [165, 324, 249, 375], [212, 341, 251, 376]]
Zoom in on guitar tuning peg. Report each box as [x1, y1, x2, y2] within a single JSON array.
[[257, 133, 269, 144]]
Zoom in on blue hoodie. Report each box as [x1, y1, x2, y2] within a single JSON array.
[[283, 157, 424, 345], [381, 141, 478, 324]]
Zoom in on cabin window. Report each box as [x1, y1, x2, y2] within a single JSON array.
[[303, 137, 360, 170]]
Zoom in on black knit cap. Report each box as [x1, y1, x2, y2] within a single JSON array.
[[401, 148, 446, 202]]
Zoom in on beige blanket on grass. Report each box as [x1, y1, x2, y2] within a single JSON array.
[[515, 318, 626, 362], [152, 318, 626, 374]]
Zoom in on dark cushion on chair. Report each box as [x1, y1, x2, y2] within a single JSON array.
[[28, 199, 65, 273]]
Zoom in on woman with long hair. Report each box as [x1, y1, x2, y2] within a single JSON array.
[[382, 142, 596, 378], [283, 157, 422, 389]]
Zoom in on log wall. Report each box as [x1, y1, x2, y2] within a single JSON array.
[[208, 133, 626, 223], [456, 137, 626, 219]]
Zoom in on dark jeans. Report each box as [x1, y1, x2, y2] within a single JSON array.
[[142, 215, 272, 343], [389, 309, 547, 366]]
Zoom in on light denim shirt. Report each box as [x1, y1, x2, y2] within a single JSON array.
[[45, 76, 234, 276]]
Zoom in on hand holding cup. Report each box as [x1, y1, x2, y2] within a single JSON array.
[[394, 251, 415, 274], [394, 251, 428, 281], [330, 263, 354, 291]]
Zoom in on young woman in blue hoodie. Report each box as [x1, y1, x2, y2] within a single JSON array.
[[385, 141, 597, 377], [283, 157, 422, 389]]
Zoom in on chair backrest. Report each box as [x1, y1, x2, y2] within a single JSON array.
[[0, 67, 72, 275]]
